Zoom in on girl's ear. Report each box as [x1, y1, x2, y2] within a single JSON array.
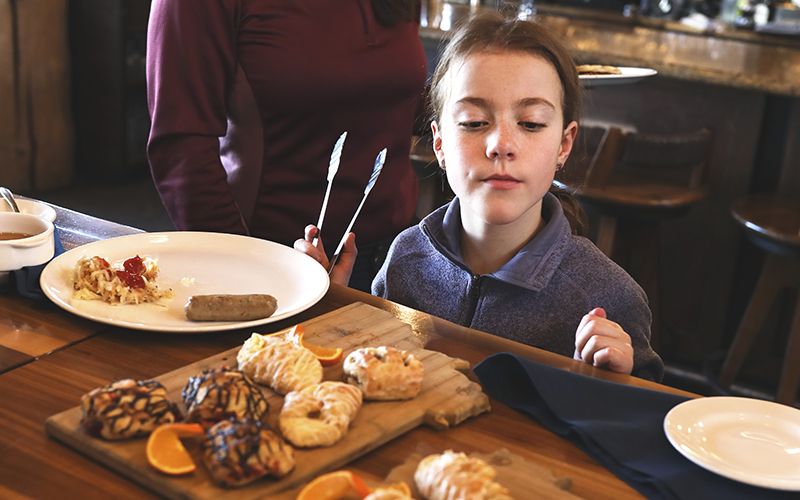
[[431, 120, 445, 167], [558, 121, 579, 165]]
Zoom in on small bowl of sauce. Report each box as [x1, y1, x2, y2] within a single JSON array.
[[0, 213, 55, 282]]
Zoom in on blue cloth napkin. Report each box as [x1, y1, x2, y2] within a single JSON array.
[[1, 225, 65, 300], [473, 352, 798, 500]]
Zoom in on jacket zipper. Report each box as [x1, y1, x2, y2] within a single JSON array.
[[464, 274, 482, 326]]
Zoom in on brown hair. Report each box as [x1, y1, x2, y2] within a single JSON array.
[[430, 10, 587, 235]]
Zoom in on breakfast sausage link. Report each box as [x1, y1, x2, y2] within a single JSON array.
[[185, 294, 278, 321]]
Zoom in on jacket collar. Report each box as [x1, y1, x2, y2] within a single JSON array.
[[420, 192, 571, 291]]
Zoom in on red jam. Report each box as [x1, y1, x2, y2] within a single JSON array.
[[123, 255, 145, 275], [94, 256, 110, 269], [116, 270, 145, 289]]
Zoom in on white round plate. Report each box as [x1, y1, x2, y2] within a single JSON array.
[[664, 396, 800, 490], [580, 67, 657, 87], [0, 198, 57, 222], [40, 232, 329, 333]]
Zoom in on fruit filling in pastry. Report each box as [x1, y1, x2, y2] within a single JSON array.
[[203, 419, 295, 487], [182, 366, 270, 428], [80, 379, 182, 440], [344, 346, 424, 400]]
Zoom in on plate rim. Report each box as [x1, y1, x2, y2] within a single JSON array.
[[663, 396, 800, 490], [579, 67, 657, 87], [40, 231, 330, 333]]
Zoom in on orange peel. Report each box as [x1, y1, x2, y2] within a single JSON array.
[[282, 325, 343, 366], [296, 470, 371, 500], [146, 423, 205, 475]]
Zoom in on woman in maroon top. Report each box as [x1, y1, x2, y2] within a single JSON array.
[[146, 0, 427, 291]]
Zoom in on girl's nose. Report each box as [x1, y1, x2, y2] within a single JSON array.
[[486, 122, 516, 160]]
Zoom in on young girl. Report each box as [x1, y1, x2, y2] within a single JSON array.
[[296, 11, 663, 381]]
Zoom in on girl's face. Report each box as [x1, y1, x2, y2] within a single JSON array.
[[432, 50, 577, 231]]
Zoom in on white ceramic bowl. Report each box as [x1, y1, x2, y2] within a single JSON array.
[[0, 198, 57, 222], [0, 213, 55, 273]]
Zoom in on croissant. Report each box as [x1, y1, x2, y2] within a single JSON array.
[[237, 332, 322, 395], [414, 450, 514, 500]]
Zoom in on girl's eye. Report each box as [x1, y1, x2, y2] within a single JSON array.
[[458, 121, 487, 130], [520, 121, 545, 131]]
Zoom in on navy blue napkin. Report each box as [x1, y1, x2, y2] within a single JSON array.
[[474, 353, 797, 500], [1, 225, 65, 300]]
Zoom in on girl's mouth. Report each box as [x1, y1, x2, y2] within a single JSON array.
[[483, 174, 521, 189]]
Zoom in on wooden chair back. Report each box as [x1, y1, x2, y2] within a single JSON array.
[[584, 127, 714, 193]]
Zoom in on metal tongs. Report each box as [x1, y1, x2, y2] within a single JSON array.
[[313, 131, 347, 246], [326, 148, 387, 274]]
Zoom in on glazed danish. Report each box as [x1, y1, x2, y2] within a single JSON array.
[[182, 366, 269, 428], [237, 332, 322, 395], [203, 419, 295, 487], [80, 379, 181, 440], [279, 381, 363, 447], [414, 450, 514, 500], [343, 346, 423, 400]]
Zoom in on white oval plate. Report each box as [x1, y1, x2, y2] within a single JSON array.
[[40, 232, 329, 333], [0, 198, 57, 222], [664, 396, 800, 490], [580, 67, 657, 87]]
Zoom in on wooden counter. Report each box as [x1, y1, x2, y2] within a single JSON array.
[[420, 3, 800, 96]]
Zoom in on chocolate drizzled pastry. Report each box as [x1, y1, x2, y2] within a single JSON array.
[[182, 367, 270, 428], [80, 379, 182, 440], [203, 419, 295, 487]]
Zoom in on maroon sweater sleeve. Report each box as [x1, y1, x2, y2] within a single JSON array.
[[146, 0, 248, 234]]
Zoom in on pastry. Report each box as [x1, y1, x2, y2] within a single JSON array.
[[576, 64, 622, 75], [182, 366, 269, 428], [80, 379, 182, 440], [414, 450, 513, 500], [364, 490, 413, 500], [343, 346, 423, 400], [203, 419, 295, 487], [279, 381, 363, 447], [237, 332, 322, 395]]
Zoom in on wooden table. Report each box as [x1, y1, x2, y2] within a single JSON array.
[[0, 203, 695, 500]]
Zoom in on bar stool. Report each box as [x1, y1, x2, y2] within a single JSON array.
[[718, 193, 800, 406], [569, 126, 714, 353]]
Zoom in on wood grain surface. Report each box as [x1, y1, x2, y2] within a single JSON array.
[[384, 448, 585, 500], [45, 303, 491, 500]]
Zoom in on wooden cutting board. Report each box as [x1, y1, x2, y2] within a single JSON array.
[[45, 302, 491, 500], [383, 449, 585, 500]]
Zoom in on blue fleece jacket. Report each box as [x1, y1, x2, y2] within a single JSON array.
[[373, 193, 664, 382]]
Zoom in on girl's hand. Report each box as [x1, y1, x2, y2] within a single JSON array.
[[293, 225, 357, 287], [573, 307, 634, 375]]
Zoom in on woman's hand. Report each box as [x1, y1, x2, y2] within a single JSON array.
[[293, 225, 357, 287], [573, 307, 634, 375]]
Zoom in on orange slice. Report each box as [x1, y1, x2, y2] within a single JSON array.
[[146, 423, 205, 475], [285, 325, 343, 366], [296, 470, 371, 500]]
